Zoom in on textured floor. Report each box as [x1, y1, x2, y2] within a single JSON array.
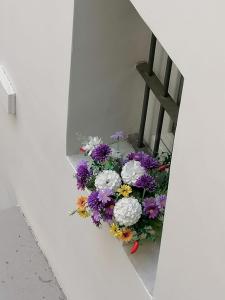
[[0, 206, 66, 300]]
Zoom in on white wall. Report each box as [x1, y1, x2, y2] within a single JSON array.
[[0, 168, 17, 211], [1, 1, 225, 300], [129, 1, 225, 300], [0, 1, 153, 300]]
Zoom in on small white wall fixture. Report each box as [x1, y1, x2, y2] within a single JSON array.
[[0, 66, 16, 114]]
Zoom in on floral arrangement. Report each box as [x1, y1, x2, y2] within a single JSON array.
[[70, 132, 170, 254]]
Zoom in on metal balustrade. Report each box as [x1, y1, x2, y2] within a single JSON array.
[[132, 33, 184, 157]]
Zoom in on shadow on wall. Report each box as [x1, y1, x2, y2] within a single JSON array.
[[67, 0, 151, 155], [0, 171, 17, 211], [66, 0, 182, 156]]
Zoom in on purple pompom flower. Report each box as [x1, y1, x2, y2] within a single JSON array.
[[91, 144, 111, 162], [156, 195, 167, 210], [141, 154, 159, 170], [135, 174, 156, 191], [92, 210, 101, 227], [102, 201, 115, 223], [111, 131, 127, 141], [98, 189, 113, 204], [126, 152, 159, 170], [75, 160, 91, 190], [88, 191, 101, 210], [143, 198, 160, 219]]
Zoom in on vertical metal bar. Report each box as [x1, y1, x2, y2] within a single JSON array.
[[163, 57, 172, 97], [153, 106, 165, 156], [171, 73, 184, 133], [137, 34, 157, 148], [153, 56, 172, 156], [177, 74, 184, 106]]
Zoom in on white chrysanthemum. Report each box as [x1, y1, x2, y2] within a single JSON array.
[[114, 197, 142, 226], [83, 136, 102, 155], [95, 170, 121, 192], [121, 160, 145, 185]]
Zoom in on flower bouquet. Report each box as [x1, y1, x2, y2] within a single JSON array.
[[70, 132, 170, 254]]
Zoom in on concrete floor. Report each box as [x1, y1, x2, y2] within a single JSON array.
[[0, 206, 66, 300]]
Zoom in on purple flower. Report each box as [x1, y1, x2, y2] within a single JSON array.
[[88, 191, 101, 210], [126, 152, 159, 170], [141, 154, 159, 170], [135, 174, 156, 191], [92, 210, 101, 227], [91, 144, 111, 162], [103, 202, 114, 223], [156, 195, 167, 210], [143, 198, 159, 219], [98, 189, 113, 204], [126, 152, 144, 163], [111, 131, 127, 141], [75, 160, 91, 190]]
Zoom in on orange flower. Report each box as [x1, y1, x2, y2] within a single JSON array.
[[120, 228, 133, 243], [76, 196, 87, 209]]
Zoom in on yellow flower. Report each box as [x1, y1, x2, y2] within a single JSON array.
[[117, 185, 132, 197], [76, 196, 87, 209], [109, 223, 122, 239], [77, 208, 90, 218], [120, 228, 133, 243]]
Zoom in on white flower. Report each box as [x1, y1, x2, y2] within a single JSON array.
[[83, 136, 102, 155], [121, 160, 145, 185], [114, 197, 142, 226], [95, 170, 121, 192]]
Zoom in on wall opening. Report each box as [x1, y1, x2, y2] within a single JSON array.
[[66, 0, 184, 297]]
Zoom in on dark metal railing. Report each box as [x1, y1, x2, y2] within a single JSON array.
[[137, 34, 157, 148], [171, 73, 184, 134], [136, 33, 184, 156]]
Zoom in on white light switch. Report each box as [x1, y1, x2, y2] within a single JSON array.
[[0, 66, 16, 114]]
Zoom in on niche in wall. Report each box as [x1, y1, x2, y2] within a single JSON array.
[[66, 0, 183, 297], [66, 0, 150, 156]]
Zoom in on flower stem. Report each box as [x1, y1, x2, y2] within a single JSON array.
[[142, 189, 146, 201], [68, 209, 77, 216], [116, 138, 120, 152]]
